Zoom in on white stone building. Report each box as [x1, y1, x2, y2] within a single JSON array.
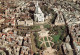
[[17, 19, 33, 26], [20, 46, 30, 55], [25, 19, 33, 26], [13, 46, 20, 55], [34, 2, 44, 22]]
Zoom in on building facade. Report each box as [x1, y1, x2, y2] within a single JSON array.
[[34, 1, 44, 22]]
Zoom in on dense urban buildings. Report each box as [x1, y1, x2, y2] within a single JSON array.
[[0, 0, 80, 55]]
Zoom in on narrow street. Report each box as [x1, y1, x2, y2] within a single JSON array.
[[63, 14, 77, 55]]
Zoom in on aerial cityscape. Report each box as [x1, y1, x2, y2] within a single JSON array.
[[0, 0, 80, 55]]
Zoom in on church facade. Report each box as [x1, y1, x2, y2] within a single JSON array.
[[34, 2, 44, 22]]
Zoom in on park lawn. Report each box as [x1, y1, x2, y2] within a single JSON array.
[[44, 37, 47, 41], [37, 41, 42, 49], [51, 35, 60, 43], [31, 25, 40, 30], [48, 37, 51, 40], [44, 24, 51, 29], [35, 34, 42, 49], [41, 44, 46, 47], [46, 42, 50, 47], [40, 38, 43, 41], [50, 42, 53, 46]]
